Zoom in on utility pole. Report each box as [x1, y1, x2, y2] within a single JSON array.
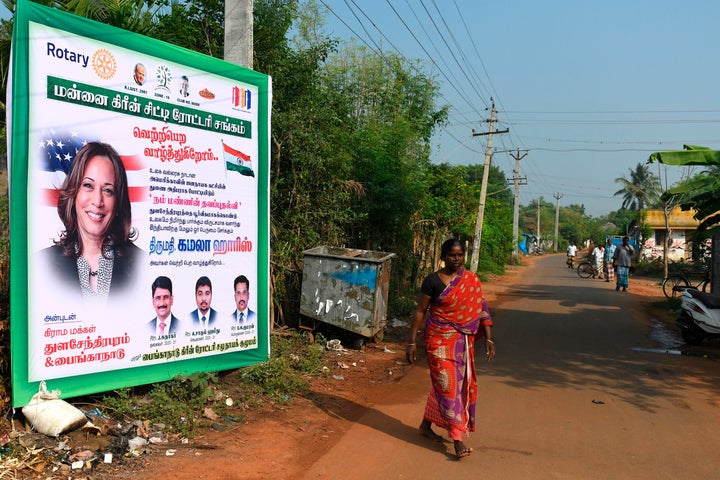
[[536, 198, 541, 252], [553, 193, 563, 252], [224, 0, 254, 68], [508, 149, 528, 261], [470, 99, 508, 272]]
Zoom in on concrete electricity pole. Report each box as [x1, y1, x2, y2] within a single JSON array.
[[536, 198, 541, 252], [553, 193, 563, 252], [224, 0, 254, 68], [470, 99, 508, 272], [507, 149, 527, 261]]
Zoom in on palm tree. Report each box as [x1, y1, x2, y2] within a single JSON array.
[[614, 163, 661, 210], [61, 0, 161, 35]]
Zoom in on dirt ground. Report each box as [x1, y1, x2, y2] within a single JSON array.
[[3, 254, 671, 479]]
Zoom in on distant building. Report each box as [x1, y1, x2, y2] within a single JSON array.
[[642, 207, 707, 261]]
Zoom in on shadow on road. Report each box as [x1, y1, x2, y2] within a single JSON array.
[[305, 390, 456, 456], [482, 257, 720, 414]]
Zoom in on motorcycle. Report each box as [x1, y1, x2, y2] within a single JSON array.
[[677, 288, 720, 345]]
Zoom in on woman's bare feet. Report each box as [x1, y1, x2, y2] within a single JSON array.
[[419, 420, 444, 443], [454, 440, 473, 459]]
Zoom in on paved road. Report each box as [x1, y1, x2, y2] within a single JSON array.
[[303, 255, 720, 479]]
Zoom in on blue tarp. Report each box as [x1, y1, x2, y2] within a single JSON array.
[[519, 233, 535, 255]]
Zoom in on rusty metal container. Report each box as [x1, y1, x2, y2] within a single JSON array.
[[300, 246, 395, 342]]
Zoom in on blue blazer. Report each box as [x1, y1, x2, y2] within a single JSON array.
[[148, 314, 180, 335], [190, 308, 217, 325], [230, 309, 256, 323]]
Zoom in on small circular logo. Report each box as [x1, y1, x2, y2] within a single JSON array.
[[92, 49, 117, 80]]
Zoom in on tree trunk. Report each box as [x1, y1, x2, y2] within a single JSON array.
[[712, 233, 720, 295], [662, 205, 671, 278]]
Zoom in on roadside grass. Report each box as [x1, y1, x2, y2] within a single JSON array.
[[653, 297, 681, 311], [95, 330, 329, 438], [240, 331, 327, 404]]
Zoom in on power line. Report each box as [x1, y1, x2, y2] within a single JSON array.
[[382, 0, 485, 118], [426, 0, 490, 108]]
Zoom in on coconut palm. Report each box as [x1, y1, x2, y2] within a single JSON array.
[[614, 163, 661, 211], [649, 146, 720, 235]]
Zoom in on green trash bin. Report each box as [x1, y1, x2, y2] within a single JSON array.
[[300, 246, 395, 344]]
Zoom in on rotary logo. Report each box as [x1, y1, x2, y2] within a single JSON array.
[[92, 49, 117, 79]]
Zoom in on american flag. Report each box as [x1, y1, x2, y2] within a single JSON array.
[[38, 131, 148, 206]]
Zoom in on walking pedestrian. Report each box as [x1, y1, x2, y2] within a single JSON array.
[[592, 242, 603, 279], [406, 238, 495, 459], [603, 238, 616, 283], [613, 236, 634, 292], [566, 242, 577, 268]]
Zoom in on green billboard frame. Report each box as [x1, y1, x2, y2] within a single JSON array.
[[9, 0, 271, 407]]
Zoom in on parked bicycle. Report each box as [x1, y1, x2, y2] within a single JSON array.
[[662, 264, 711, 298], [576, 257, 599, 279]]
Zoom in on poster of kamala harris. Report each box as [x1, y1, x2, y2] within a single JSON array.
[[8, 0, 271, 407]]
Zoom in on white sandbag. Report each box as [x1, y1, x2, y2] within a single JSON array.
[[21, 381, 88, 437]]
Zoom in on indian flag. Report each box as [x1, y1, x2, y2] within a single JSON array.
[[223, 142, 255, 177]]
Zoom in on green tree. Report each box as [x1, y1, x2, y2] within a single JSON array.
[[613, 163, 661, 211], [62, 0, 161, 35], [255, 1, 366, 325], [520, 197, 556, 244], [155, 0, 224, 57], [325, 45, 447, 253], [558, 205, 585, 246], [650, 148, 720, 236], [417, 163, 474, 235], [476, 194, 513, 274], [414, 162, 511, 274], [606, 209, 636, 237], [650, 146, 720, 292]]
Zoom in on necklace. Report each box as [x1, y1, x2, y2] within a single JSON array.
[[89, 269, 99, 277]]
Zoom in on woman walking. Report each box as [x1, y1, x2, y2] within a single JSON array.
[[406, 238, 495, 459]]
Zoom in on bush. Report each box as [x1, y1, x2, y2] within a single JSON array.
[[635, 257, 664, 276], [102, 372, 219, 438], [241, 330, 328, 404], [97, 330, 329, 436]]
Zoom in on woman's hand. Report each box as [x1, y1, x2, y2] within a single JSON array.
[[406, 343, 417, 364], [484, 338, 496, 362]]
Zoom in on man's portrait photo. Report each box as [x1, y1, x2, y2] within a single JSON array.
[[230, 275, 255, 324], [189, 276, 217, 328], [148, 276, 180, 336], [179, 75, 190, 97], [133, 63, 146, 86]]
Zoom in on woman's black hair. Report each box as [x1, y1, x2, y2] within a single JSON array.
[[55, 142, 136, 257], [440, 238, 465, 257]]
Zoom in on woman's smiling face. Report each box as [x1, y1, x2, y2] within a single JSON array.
[[74, 155, 116, 244]]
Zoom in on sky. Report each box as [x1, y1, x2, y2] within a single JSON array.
[[316, 0, 720, 217]]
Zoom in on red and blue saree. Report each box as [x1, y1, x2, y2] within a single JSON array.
[[422, 269, 492, 441]]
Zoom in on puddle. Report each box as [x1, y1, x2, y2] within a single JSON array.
[[629, 345, 720, 360], [628, 318, 687, 356], [629, 346, 684, 355], [627, 318, 720, 360], [648, 318, 684, 350]]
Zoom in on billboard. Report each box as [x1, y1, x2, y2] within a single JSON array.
[[8, 0, 272, 407]]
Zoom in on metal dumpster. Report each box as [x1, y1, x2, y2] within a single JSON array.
[[300, 246, 395, 343]]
